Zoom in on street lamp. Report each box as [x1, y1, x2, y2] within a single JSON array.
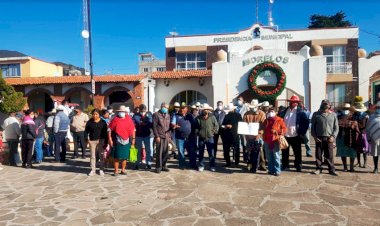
[[82, 0, 94, 106]]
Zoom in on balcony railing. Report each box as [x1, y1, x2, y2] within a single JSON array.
[[326, 62, 352, 74], [288, 51, 300, 55]]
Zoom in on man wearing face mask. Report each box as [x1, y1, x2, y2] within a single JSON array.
[[153, 102, 172, 173], [235, 96, 249, 163], [132, 104, 154, 170], [171, 106, 192, 169], [222, 103, 242, 167], [107, 106, 114, 119], [243, 99, 266, 172], [196, 103, 219, 172], [280, 95, 309, 172], [311, 99, 339, 176], [213, 101, 226, 157]]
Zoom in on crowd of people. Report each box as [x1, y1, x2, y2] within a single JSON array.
[[1, 96, 380, 176]]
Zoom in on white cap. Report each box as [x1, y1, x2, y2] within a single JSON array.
[[174, 102, 180, 107]]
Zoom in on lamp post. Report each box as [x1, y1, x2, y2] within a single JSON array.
[[82, 0, 94, 106]]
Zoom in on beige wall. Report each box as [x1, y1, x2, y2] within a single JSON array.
[[29, 58, 63, 77]]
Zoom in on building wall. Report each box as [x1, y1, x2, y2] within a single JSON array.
[[206, 45, 228, 69], [29, 58, 63, 77], [154, 77, 213, 109], [359, 55, 380, 104], [166, 48, 176, 71]]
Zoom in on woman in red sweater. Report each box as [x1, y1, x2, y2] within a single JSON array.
[[263, 107, 287, 176]]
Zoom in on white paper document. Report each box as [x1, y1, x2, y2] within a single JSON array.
[[237, 122, 259, 135]]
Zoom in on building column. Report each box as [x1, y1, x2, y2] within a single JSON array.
[[212, 61, 229, 107], [93, 95, 105, 109], [308, 56, 327, 113], [143, 78, 156, 112]]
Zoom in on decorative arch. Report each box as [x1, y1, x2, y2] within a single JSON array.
[[64, 87, 91, 99], [170, 90, 207, 106], [64, 87, 92, 109], [25, 87, 53, 96], [103, 86, 135, 109], [26, 88, 54, 113]]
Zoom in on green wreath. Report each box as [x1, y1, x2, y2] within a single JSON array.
[[248, 61, 286, 102]]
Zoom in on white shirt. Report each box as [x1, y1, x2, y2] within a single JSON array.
[[284, 108, 298, 137], [2, 116, 21, 140]]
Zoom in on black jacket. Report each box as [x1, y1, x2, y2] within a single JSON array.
[[21, 123, 37, 140]]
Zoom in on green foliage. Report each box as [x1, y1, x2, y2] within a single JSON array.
[[83, 104, 95, 116], [0, 75, 26, 114], [308, 11, 352, 28]]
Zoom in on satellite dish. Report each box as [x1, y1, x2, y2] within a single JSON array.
[[81, 30, 90, 39], [169, 31, 178, 36]]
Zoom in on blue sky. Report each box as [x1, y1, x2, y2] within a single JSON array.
[[0, 0, 379, 74]]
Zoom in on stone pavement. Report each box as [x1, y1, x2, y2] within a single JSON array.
[[1, 150, 380, 226]]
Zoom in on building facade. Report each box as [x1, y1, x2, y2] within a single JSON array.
[[138, 53, 166, 74]]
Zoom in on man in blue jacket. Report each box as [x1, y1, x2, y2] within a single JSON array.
[[53, 105, 70, 162], [172, 105, 192, 169], [279, 95, 310, 172]]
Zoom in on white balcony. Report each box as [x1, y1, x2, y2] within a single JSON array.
[[288, 51, 300, 55], [326, 62, 352, 74]]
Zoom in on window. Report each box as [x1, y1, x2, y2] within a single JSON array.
[[170, 90, 207, 106], [143, 67, 149, 72], [176, 52, 206, 71], [326, 84, 346, 106], [156, 67, 166, 72], [1, 64, 21, 77], [323, 45, 346, 64]]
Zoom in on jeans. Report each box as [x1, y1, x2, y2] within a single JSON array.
[[34, 137, 44, 162], [136, 136, 154, 166], [247, 139, 262, 171], [47, 129, 54, 157], [301, 131, 312, 156], [176, 138, 186, 168], [73, 131, 86, 157], [186, 135, 197, 169], [239, 135, 247, 162], [54, 131, 67, 161], [265, 143, 281, 174], [7, 139, 19, 166], [198, 137, 215, 168]]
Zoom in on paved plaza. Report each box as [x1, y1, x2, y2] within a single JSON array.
[[1, 148, 380, 226]]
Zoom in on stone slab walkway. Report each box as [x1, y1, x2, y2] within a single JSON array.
[[0, 152, 380, 226]]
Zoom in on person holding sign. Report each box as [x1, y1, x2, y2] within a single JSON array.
[[263, 107, 287, 176], [221, 103, 243, 167], [243, 99, 266, 173]]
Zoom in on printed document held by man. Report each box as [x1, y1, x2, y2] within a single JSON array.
[[238, 122, 259, 136]]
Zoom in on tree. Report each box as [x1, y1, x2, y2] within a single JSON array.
[[308, 11, 352, 29], [0, 72, 26, 113]]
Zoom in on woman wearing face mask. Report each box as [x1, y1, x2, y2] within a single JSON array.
[[366, 101, 380, 174], [108, 105, 136, 176], [21, 110, 37, 168], [336, 104, 356, 172], [263, 107, 286, 176]]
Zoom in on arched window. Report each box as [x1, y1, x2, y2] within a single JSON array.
[[170, 90, 207, 106]]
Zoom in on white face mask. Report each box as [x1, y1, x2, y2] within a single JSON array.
[[118, 112, 126, 118], [141, 111, 146, 116], [237, 100, 243, 106], [268, 112, 276, 118], [217, 106, 223, 111], [251, 107, 258, 112], [343, 110, 350, 115], [108, 110, 113, 114]]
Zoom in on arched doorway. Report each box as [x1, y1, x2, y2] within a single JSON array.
[[239, 88, 304, 108], [27, 89, 54, 113], [65, 87, 91, 110], [170, 90, 207, 105]]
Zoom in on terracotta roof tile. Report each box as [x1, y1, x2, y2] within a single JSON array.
[[4, 75, 144, 86], [152, 70, 212, 79]]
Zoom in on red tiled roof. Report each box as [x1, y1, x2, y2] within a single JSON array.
[[4, 75, 144, 85], [152, 70, 212, 79]]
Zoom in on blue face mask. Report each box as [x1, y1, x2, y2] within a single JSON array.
[[161, 108, 168, 114], [117, 112, 126, 118]]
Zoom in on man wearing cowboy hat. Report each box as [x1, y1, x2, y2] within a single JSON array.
[[196, 103, 219, 172], [221, 103, 242, 168], [280, 95, 309, 172], [311, 99, 339, 176], [213, 101, 226, 157], [243, 99, 266, 172], [53, 105, 70, 162]]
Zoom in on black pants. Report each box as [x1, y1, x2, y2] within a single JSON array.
[[316, 137, 335, 172], [21, 139, 34, 166], [7, 139, 19, 166], [222, 137, 240, 165], [247, 139, 261, 171], [54, 131, 67, 161], [73, 131, 86, 157], [213, 131, 222, 156], [282, 136, 302, 170], [156, 138, 169, 170]]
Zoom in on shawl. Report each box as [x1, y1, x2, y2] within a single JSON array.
[[109, 116, 135, 140], [366, 113, 380, 143]]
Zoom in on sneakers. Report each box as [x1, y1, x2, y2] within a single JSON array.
[[99, 170, 105, 176], [313, 170, 321, 175], [210, 167, 216, 172], [329, 171, 338, 176], [198, 166, 204, 172], [88, 171, 96, 176]]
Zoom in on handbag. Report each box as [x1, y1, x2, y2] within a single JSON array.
[[129, 146, 138, 163], [275, 130, 289, 150]]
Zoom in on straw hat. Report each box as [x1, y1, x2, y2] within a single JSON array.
[[261, 101, 270, 107], [173, 102, 180, 107], [195, 102, 201, 107], [191, 105, 197, 109], [202, 103, 213, 110], [341, 103, 351, 110], [115, 105, 127, 112], [352, 102, 367, 112], [248, 99, 262, 108]]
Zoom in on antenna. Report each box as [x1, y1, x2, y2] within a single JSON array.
[[268, 0, 274, 27], [82, 0, 90, 76], [256, 0, 259, 24]]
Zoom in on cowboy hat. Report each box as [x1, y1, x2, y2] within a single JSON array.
[[225, 103, 236, 111], [191, 105, 197, 109], [173, 102, 180, 107], [261, 101, 271, 107], [248, 99, 262, 108], [287, 95, 301, 102], [195, 102, 201, 107], [352, 102, 367, 112], [202, 103, 213, 110], [115, 105, 127, 112], [341, 103, 351, 110]]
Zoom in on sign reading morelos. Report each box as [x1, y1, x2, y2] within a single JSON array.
[[242, 55, 289, 67]]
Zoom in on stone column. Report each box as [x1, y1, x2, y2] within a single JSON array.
[[308, 56, 327, 113]]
